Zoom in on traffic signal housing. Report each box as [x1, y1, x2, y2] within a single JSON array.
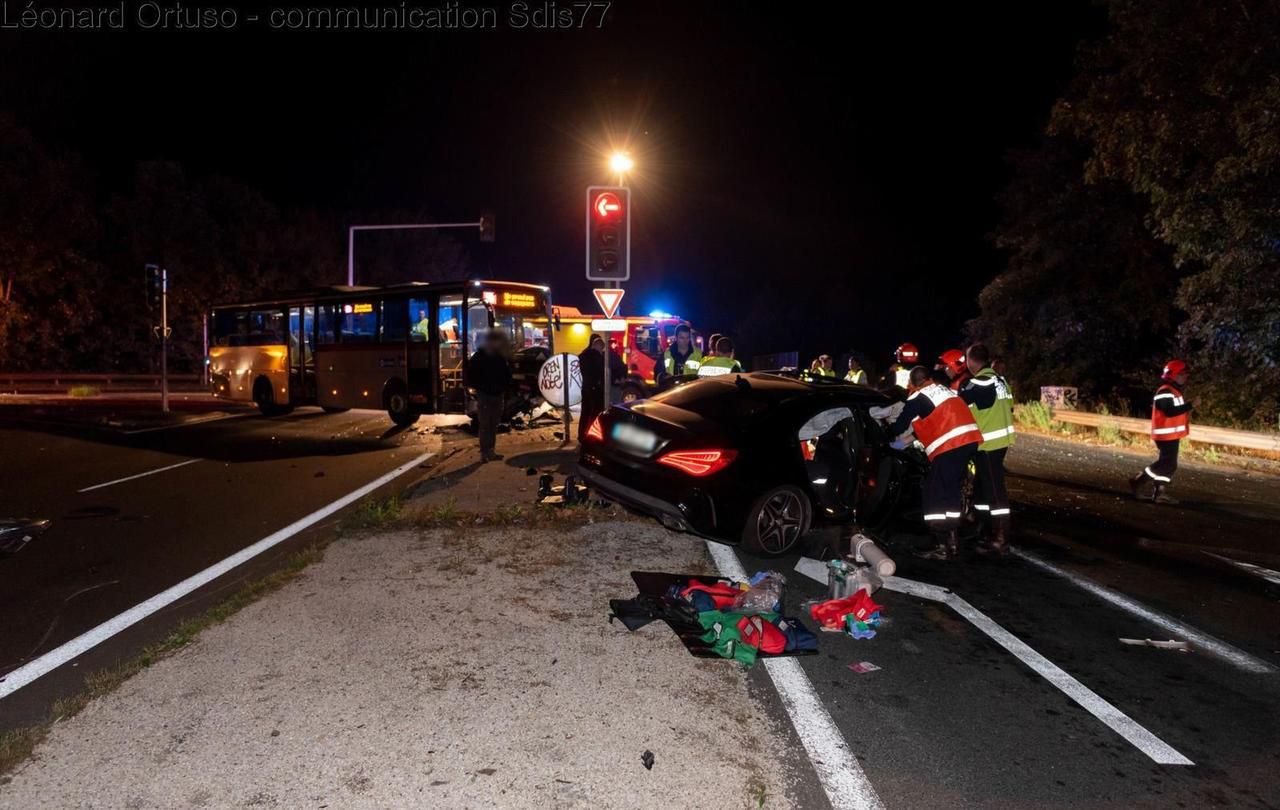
[[145, 264, 163, 310], [479, 212, 496, 243], [585, 185, 630, 282]]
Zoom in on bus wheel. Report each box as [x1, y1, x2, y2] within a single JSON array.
[[385, 382, 419, 427], [253, 378, 284, 417]]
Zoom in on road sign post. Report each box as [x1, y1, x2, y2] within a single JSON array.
[[146, 264, 170, 414], [587, 186, 631, 414]]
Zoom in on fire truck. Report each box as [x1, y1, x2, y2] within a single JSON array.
[[533, 307, 703, 402]]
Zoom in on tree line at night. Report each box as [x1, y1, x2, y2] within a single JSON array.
[[0, 114, 466, 376], [970, 0, 1280, 428]]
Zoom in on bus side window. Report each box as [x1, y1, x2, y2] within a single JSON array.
[[339, 303, 377, 344], [317, 305, 338, 345], [381, 298, 408, 342], [408, 299, 431, 342], [466, 301, 490, 351]]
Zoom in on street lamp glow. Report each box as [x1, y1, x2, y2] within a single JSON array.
[[609, 152, 635, 174]]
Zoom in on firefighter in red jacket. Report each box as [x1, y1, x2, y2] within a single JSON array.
[[884, 366, 984, 559], [1129, 360, 1192, 504]]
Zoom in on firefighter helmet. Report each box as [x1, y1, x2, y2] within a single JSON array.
[[939, 349, 966, 376], [1162, 359, 1188, 380], [896, 343, 920, 364]]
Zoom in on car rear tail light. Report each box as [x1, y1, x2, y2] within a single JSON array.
[[656, 449, 737, 476], [585, 415, 604, 442]]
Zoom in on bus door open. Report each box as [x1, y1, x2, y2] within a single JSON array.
[[405, 295, 434, 411], [288, 305, 316, 403]]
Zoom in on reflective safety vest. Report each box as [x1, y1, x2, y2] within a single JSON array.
[[697, 356, 742, 377], [663, 346, 703, 376], [1151, 384, 1190, 440], [893, 365, 911, 389], [909, 384, 983, 461], [844, 369, 866, 384], [966, 367, 1016, 451]]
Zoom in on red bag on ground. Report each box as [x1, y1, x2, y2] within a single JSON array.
[[737, 615, 788, 653], [681, 580, 742, 610], [809, 592, 883, 629]]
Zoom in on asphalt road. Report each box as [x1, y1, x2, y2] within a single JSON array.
[[4, 408, 1279, 809], [735, 433, 1280, 809], [0, 407, 438, 729]]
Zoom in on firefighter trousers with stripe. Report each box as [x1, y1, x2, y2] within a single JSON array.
[[923, 443, 977, 535], [974, 447, 1010, 529], [1141, 439, 1180, 484]]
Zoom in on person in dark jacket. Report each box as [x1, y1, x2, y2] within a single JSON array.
[[468, 329, 511, 462], [578, 335, 608, 442]]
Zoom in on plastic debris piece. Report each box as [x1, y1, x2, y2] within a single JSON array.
[[641, 750, 655, 770], [1119, 638, 1191, 652], [852, 533, 897, 577], [848, 661, 881, 674]]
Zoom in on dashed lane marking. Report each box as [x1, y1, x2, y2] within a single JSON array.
[[76, 458, 203, 493], [1015, 548, 1275, 675], [709, 542, 885, 810], [1, 451, 436, 700], [794, 557, 1195, 766]]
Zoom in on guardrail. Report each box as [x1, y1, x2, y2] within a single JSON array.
[[0, 373, 203, 392], [1050, 409, 1280, 453]]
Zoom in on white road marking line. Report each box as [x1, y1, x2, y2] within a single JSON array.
[[1, 451, 436, 701], [1201, 551, 1280, 587], [794, 558, 1195, 766], [708, 542, 885, 810], [1014, 549, 1275, 675], [76, 458, 203, 493], [121, 411, 254, 435]]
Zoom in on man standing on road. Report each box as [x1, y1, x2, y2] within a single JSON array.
[[844, 354, 867, 384], [658, 323, 702, 386], [468, 329, 511, 463], [889, 343, 919, 389], [884, 366, 984, 559], [1130, 359, 1192, 504], [578, 335, 623, 441], [961, 343, 1015, 556], [697, 337, 744, 376]]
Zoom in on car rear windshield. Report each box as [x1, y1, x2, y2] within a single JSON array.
[[651, 380, 775, 424]]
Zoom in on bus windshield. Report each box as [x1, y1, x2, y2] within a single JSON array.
[[480, 285, 550, 350]]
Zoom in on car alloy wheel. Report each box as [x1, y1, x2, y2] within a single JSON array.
[[754, 489, 807, 554]]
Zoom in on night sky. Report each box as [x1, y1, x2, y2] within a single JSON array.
[[0, 0, 1099, 367]]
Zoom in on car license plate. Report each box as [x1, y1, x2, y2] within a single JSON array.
[[611, 422, 657, 454]]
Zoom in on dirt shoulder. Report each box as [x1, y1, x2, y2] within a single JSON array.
[[0, 441, 799, 809]]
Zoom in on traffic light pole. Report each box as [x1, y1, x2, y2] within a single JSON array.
[[160, 267, 169, 414], [346, 217, 492, 286]]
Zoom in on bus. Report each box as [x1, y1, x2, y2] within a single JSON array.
[[208, 280, 553, 425]]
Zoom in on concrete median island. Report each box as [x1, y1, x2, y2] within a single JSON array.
[[0, 443, 799, 809]]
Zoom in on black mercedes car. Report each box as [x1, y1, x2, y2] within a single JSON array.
[[577, 372, 926, 554]]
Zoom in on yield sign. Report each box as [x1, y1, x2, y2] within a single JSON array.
[[593, 288, 625, 320]]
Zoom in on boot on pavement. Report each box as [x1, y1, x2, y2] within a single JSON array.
[[976, 525, 1010, 557], [914, 529, 959, 561], [1152, 484, 1179, 505], [1128, 472, 1148, 499]]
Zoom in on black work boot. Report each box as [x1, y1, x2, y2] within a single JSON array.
[[976, 524, 1010, 557], [1152, 484, 1179, 505], [1128, 473, 1148, 499], [914, 529, 958, 561]]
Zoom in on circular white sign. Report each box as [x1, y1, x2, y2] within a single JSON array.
[[538, 353, 583, 408]]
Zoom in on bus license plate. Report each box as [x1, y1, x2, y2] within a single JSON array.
[[612, 423, 657, 454]]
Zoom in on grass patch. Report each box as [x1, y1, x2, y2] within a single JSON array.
[[405, 498, 634, 531], [66, 385, 100, 398], [341, 494, 403, 531], [0, 542, 328, 778], [1095, 406, 1129, 446], [1014, 400, 1056, 432]]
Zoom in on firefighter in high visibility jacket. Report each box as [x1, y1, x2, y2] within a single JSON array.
[[1129, 360, 1191, 504], [658, 323, 702, 385], [697, 337, 744, 376], [884, 366, 984, 560], [960, 343, 1015, 556], [889, 343, 919, 389]]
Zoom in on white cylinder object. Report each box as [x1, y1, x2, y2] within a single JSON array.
[[853, 535, 896, 578]]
